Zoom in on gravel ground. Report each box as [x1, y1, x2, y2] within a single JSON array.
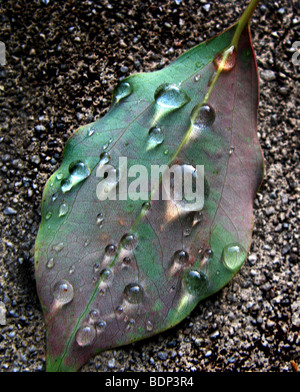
[[0, 0, 299, 372]]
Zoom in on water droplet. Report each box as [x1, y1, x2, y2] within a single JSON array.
[[124, 283, 144, 304], [164, 149, 169, 155], [193, 104, 216, 128], [114, 81, 133, 102], [214, 45, 237, 72], [142, 201, 151, 212], [147, 127, 164, 150], [200, 249, 213, 267], [184, 269, 207, 296], [89, 309, 100, 323], [58, 201, 68, 217], [96, 320, 106, 332], [183, 227, 191, 237], [45, 211, 52, 220], [61, 161, 90, 193], [100, 268, 112, 281], [75, 325, 96, 347], [146, 320, 154, 331], [194, 74, 201, 82], [47, 258, 54, 269], [99, 152, 110, 165], [222, 243, 247, 272], [154, 84, 190, 109], [68, 265, 75, 275], [105, 244, 117, 256], [127, 318, 135, 328], [174, 250, 189, 264], [51, 193, 58, 202], [229, 147, 235, 156], [88, 128, 95, 137], [115, 305, 124, 316], [121, 233, 138, 250], [56, 172, 63, 180], [84, 239, 89, 247], [53, 242, 64, 252], [99, 288, 106, 296], [93, 262, 100, 273], [96, 213, 104, 229], [53, 280, 74, 304], [123, 256, 132, 265], [192, 211, 203, 226]]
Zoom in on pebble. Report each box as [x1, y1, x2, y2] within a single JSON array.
[[3, 206, 17, 215], [157, 351, 168, 361], [120, 66, 128, 73], [35, 125, 46, 132], [265, 206, 275, 216], [107, 358, 115, 369], [203, 4, 210, 12], [261, 70, 276, 82]]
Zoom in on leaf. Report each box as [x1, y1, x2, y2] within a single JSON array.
[[34, 0, 264, 372]]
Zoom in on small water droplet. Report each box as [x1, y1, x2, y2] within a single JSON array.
[[68, 265, 75, 275], [222, 243, 247, 272], [146, 320, 154, 331], [53, 280, 74, 304], [96, 212, 104, 227], [114, 81, 133, 102], [84, 239, 89, 247], [99, 288, 106, 296], [96, 320, 106, 332], [93, 262, 101, 273], [127, 318, 135, 328], [45, 211, 52, 220], [123, 256, 132, 265], [58, 201, 68, 217], [229, 147, 235, 156], [105, 244, 117, 256], [192, 211, 203, 226], [164, 149, 169, 155], [174, 250, 189, 264], [56, 173, 63, 180], [100, 268, 112, 281], [121, 233, 138, 250], [154, 84, 190, 109], [193, 104, 216, 128], [184, 269, 207, 296], [124, 283, 144, 304], [183, 227, 191, 237], [142, 201, 151, 212], [147, 127, 164, 150], [115, 305, 124, 316], [53, 242, 64, 252], [61, 161, 90, 193], [200, 249, 213, 267], [194, 74, 201, 82], [88, 128, 95, 137], [214, 45, 237, 72], [47, 258, 54, 269], [75, 325, 96, 347], [89, 309, 100, 323], [51, 193, 58, 202]]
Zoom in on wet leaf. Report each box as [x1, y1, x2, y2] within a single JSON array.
[[34, 0, 264, 372]]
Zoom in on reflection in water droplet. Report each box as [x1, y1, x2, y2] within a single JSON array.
[[147, 127, 164, 150], [61, 162, 90, 193], [76, 325, 96, 347], [222, 243, 247, 272], [124, 283, 144, 304], [154, 84, 190, 109], [53, 280, 74, 304], [58, 201, 68, 217], [214, 45, 237, 72], [96, 320, 106, 332], [184, 270, 207, 296], [121, 233, 138, 250], [114, 81, 133, 103], [47, 258, 54, 269], [174, 250, 189, 264], [100, 268, 112, 281]]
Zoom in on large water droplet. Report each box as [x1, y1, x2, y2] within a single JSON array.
[[121, 233, 138, 250], [58, 201, 68, 217], [154, 84, 190, 109], [114, 81, 133, 103], [124, 283, 144, 304], [174, 250, 189, 264], [53, 280, 74, 304], [75, 325, 96, 347], [214, 45, 237, 72], [61, 161, 90, 193], [147, 127, 164, 150], [222, 243, 247, 272], [184, 270, 207, 296], [193, 104, 216, 128]]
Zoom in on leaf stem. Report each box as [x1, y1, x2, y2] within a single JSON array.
[[232, 0, 260, 49]]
